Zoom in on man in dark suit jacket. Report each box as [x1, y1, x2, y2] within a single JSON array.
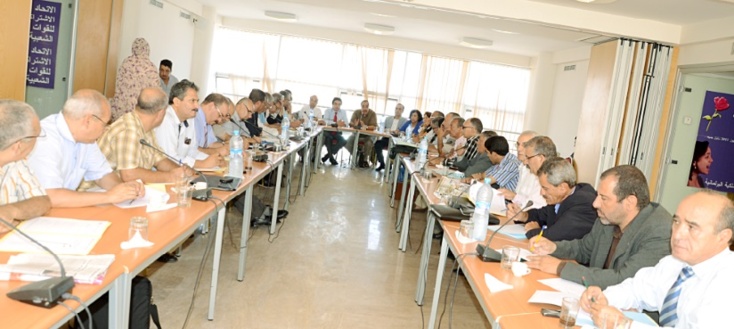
[[508, 156, 597, 241], [526, 165, 672, 289]]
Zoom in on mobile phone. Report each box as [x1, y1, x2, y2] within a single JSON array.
[[219, 177, 234, 184], [540, 308, 561, 318]]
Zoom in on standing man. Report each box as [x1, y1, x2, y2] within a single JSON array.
[[528, 165, 672, 289], [0, 100, 51, 232], [28, 90, 144, 207], [319, 97, 348, 165], [154, 80, 221, 168], [508, 156, 597, 241], [298, 95, 322, 124], [581, 191, 734, 328], [159, 59, 179, 97], [498, 131, 545, 209], [97, 87, 191, 183], [346, 100, 378, 168], [374, 103, 407, 171]]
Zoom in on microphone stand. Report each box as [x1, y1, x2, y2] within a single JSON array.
[[139, 139, 212, 201], [242, 118, 288, 151], [475, 200, 534, 262], [1, 217, 75, 308]]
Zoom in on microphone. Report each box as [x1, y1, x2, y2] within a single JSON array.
[[1, 218, 75, 308], [139, 139, 212, 201], [475, 200, 534, 262], [228, 117, 248, 135], [241, 119, 287, 151]]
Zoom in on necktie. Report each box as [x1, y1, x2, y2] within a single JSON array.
[[659, 266, 694, 327]]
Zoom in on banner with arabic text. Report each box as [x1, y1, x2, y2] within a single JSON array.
[[688, 91, 734, 193], [26, 0, 61, 89]]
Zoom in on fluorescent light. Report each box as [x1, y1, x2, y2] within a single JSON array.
[[575, 0, 619, 3], [459, 37, 493, 49], [492, 29, 518, 35], [264, 11, 297, 22], [364, 23, 395, 35]]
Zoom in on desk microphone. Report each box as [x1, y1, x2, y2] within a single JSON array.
[[241, 119, 288, 151], [139, 139, 212, 201], [475, 200, 534, 262], [229, 118, 248, 135], [1, 217, 75, 308]]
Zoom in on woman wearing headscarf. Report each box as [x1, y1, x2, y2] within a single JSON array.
[[109, 38, 160, 121]]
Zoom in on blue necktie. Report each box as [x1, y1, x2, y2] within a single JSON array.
[[659, 266, 694, 327]]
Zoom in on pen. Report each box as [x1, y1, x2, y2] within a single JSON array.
[[582, 276, 596, 303], [531, 225, 546, 252]]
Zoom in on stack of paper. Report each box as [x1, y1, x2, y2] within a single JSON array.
[[0, 217, 110, 255], [488, 224, 527, 240], [0, 254, 115, 285]]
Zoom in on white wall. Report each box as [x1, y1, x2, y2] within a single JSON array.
[[545, 59, 589, 157], [118, 0, 199, 83], [523, 52, 555, 135]]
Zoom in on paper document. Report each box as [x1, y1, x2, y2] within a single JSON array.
[[484, 273, 513, 293], [0, 217, 110, 255], [487, 224, 527, 239], [576, 310, 659, 328], [538, 278, 586, 296], [528, 290, 576, 306], [115, 185, 170, 209], [0, 253, 115, 285], [467, 184, 507, 216]]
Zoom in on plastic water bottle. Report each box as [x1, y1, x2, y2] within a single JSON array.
[[307, 112, 314, 129], [280, 114, 290, 146], [471, 178, 493, 241], [228, 130, 243, 178], [417, 138, 428, 168], [407, 129, 412, 142]]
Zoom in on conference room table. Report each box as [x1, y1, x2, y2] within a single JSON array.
[[312, 126, 391, 169], [0, 134, 311, 328]]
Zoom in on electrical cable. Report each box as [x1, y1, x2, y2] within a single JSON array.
[[64, 294, 92, 329], [181, 204, 218, 329], [57, 300, 84, 329]]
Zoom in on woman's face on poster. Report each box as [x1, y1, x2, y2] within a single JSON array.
[[696, 147, 713, 175]]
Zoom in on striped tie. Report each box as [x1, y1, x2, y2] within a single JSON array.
[[659, 266, 694, 327]]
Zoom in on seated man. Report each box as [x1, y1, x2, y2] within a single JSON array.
[[374, 103, 406, 171], [346, 100, 378, 168], [448, 118, 482, 169], [319, 97, 348, 165], [475, 135, 521, 191], [0, 100, 51, 232], [528, 165, 672, 289], [581, 190, 734, 329], [498, 130, 545, 209], [97, 87, 191, 183], [195, 94, 232, 153], [154, 79, 221, 169], [434, 112, 459, 157], [297, 95, 323, 125], [460, 130, 495, 178], [508, 156, 596, 241], [28, 90, 144, 207]]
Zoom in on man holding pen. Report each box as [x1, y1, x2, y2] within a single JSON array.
[[525, 165, 672, 289], [580, 190, 734, 328]]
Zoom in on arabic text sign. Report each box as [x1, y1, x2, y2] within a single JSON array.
[[694, 90, 734, 193], [27, 0, 61, 89]]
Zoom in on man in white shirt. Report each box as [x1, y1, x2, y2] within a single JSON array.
[[581, 190, 734, 329], [0, 100, 51, 232], [498, 130, 545, 209], [374, 103, 407, 171], [154, 79, 221, 168], [435, 112, 459, 156], [319, 97, 348, 165], [298, 95, 322, 125], [28, 90, 144, 208]]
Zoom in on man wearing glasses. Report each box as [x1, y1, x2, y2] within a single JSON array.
[[497, 130, 546, 209], [446, 117, 482, 169], [0, 100, 51, 232], [194, 93, 232, 156], [28, 89, 144, 208]]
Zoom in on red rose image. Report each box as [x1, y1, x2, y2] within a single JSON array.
[[713, 96, 729, 111]]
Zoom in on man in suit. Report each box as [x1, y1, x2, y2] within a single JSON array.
[[527, 165, 672, 289], [508, 156, 597, 241], [581, 190, 734, 328], [374, 103, 407, 171]]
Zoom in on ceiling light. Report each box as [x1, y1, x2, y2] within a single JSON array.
[[264, 11, 297, 22], [459, 37, 493, 49], [575, 0, 619, 3], [491, 29, 518, 35], [364, 23, 395, 35]]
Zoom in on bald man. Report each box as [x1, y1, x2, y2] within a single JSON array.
[[28, 90, 144, 207]]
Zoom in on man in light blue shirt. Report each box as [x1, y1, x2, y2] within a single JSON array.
[[28, 89, 144, 207], [194, 93, 231, 158], [481, 135, 521, 191], [318, 97, 348, 165]]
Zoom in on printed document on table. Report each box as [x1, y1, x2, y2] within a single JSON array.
[[0, 217, 110, 255], [0, 253, 115, 285], [538, 277, 586, 296], [115, 185, 170, 209], [487, 224, 527, 239]]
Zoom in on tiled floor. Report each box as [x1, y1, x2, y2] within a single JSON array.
[[148, 161, 490, 328]]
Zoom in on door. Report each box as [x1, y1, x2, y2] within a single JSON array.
[[657, 74, 734, 211]]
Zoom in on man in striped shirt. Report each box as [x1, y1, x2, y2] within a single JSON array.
[[0, 100, 51, 232], [482, 136, 521, 191]]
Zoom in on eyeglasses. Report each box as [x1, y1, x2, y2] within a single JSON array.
[[526, 153, 541, 160], [215, 106, 231, 120], [3, 130, 47, 149], [461, 125, 474, 130], [91, 114, 111, 126]]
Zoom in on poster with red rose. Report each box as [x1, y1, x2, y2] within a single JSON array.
[[688, 91, 733, 192]]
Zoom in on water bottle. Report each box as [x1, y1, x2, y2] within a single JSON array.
[[417, 138, 428, 168], [228, 130, 243, 178], [307, 112, 314, 129], [471, 178, 493, 241], [280, 114, 290, 146], [407, 129, 412, 142]]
